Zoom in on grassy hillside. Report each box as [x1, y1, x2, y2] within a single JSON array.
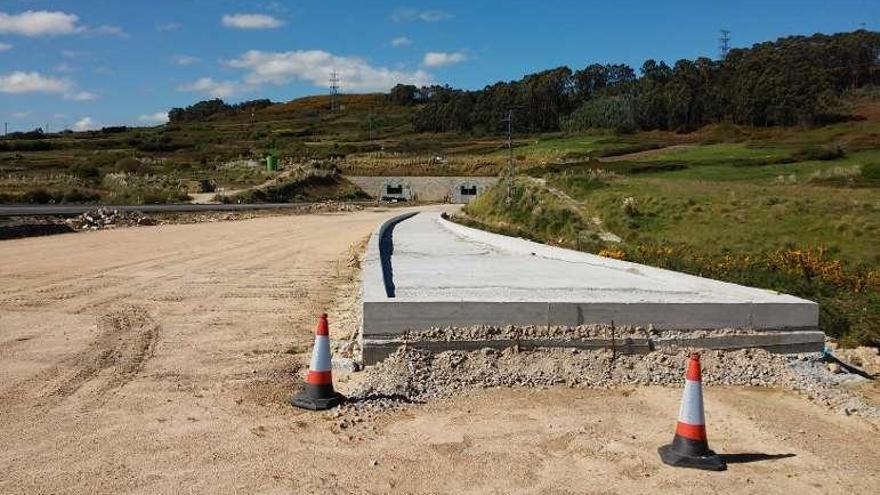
[[462, 97, 880, 347], [223, 167, 369, 204], [0, 94, 412, 204], [0, 93, 517, 203]]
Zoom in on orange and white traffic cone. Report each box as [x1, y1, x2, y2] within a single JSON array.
[[658, 353, 726, 471], [291, 314, 342, 410]]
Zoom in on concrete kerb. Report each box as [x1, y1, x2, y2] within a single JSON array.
[[362, 210, 419, 300], [360, 210, 420, 354], [360, 211, 823, 366]]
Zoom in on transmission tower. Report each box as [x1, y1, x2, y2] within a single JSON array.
[[719, 29, 731, 59], [329, 71, 340, 112]]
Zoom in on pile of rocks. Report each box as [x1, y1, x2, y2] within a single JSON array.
[[299, 201, 364, 214], [342, 345, 879, 419], [66, 207, 156, 230], [346, 347, 785, 404]]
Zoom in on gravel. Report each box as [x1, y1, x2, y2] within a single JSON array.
[[336, 345, 879, 422], [403, 324, 764, 342]]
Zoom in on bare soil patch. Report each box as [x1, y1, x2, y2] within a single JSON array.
[[0, 207, 877, 494]]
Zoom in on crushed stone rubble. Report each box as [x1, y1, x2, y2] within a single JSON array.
[[332, 345, 878, 427], [403, 324, 764, 342], [302, 201, 364, 213], [65, 207, 156, 230], [51, 202, 365, 232]]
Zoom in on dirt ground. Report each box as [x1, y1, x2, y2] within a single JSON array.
[[1, 208, 878, 494]]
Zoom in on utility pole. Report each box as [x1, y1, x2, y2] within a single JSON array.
[[3, 122, 7, 137], [504, 109, 514, 205], [719, 29, 731, 59]]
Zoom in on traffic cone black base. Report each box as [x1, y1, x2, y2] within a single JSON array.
[[658, 444, 726, 471], [291, 390, 342, 411]]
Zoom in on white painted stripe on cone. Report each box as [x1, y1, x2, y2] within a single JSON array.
[[310, 335, 331, 371], [677, 379, 705, 426]]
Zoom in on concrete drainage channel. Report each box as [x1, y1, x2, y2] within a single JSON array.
[[360, 210, 824, 366]]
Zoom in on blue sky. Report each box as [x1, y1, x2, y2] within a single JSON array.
[[0, 0, 876, 131]]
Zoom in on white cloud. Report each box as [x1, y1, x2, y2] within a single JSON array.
[[221, 13, 284, 29], [422, 51, 467, 67], [226, 49, 433, 91], [11, 111, 31, 118], [178, 77, 241, 98], [157, 22, 181, 32], [72, 117, 99, 131], [0, 42, 12, 51], [88, 25, 128, 38], [0, 71, 71, 94], [138, 112, 169, 124], [391, 36, 412, 47], [0, 10, 81, 37], [172, 54, 200, 66], [392, 8, 453, 23], [64, 91, 97, 101], [0, 11, 124, 38], [0, 71, 96, 101]]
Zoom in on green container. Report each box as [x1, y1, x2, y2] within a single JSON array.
[[266, 155, 279, 172]]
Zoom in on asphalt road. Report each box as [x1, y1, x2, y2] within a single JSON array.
[[0, 201, 376, 217]]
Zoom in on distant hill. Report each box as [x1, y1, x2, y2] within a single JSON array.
[[1, 29, 878, 206]]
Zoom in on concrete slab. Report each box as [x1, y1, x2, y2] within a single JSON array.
[[361, 211, 822, 363]]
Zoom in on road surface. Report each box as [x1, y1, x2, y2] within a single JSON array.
[[0, 208, 877, 494]]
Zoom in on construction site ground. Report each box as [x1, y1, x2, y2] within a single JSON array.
[[0, 208, 878, 494]]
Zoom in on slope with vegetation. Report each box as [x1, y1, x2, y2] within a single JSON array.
[[461, 94, 880, 347]]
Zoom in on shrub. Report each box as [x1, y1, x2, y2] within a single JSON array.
[[622, 196, 640, 216], [69, 163, 102, 183], [101, 126, 129, 134], [115, 157, 148, 174], [862, 162, 880, 181], [21, 188, 54, 204], [793, 144, 846, 161], [0, 140, 54, 152], [60, 188, 100, 203]]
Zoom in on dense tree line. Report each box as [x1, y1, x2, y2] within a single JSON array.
[[392, 30, 879, 133], [168, 98, 273, 123]]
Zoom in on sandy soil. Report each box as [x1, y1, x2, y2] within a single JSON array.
[[1, 208, 878, 494]]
